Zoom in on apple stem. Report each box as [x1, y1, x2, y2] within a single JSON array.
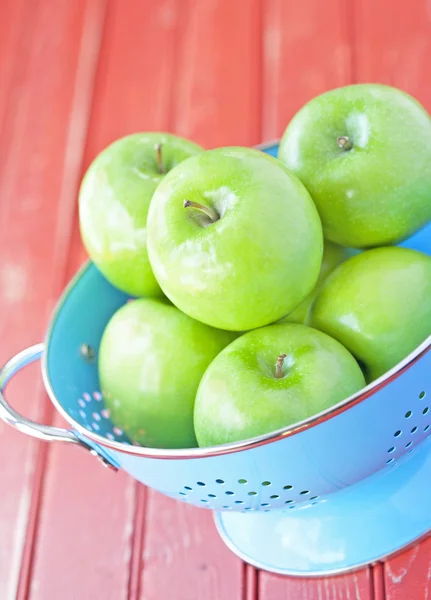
[[337, 136, 353, 151], [155, 143, 165, 174], [183, 200, 219, 223], [275, 353, 287, 379]]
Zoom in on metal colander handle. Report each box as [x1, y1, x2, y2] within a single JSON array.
[[0, 344, 118, 471]]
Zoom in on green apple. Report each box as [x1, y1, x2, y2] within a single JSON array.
[[79, 132, 203, 297], [310, 247, 431, 382], [98, 297, 236, 449], [194, 323, 365, 446], [146, 147, 323, 331], [278, 84, 431, 248], [279, 241, 354, 325]]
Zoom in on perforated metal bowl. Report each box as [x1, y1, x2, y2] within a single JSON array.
[[1, 141, 431, 576]]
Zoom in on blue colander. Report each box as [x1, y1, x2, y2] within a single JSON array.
[[1, 142, 431, 577]]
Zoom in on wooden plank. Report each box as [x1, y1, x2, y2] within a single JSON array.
[[27, 1, 184, 599], [141, 494, 245, 600], [382, 540, 431, 599], [173, 0, 262, 148], [260, 571, 374, 600], [83, 0, 182, 162], [259, 0, 372, 595], [262, 0, 352, 141], [139, 0, 261, 598], [0, 0, 34, 137], [355, 0, 431, 111], [354, 1, 431, 597], [0, 1, 104, 598]]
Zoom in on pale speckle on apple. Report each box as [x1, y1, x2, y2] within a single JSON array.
[[131, 166, 161, 184], [203, 186, 239, 218]]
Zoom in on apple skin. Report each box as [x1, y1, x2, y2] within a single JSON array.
[[79, 132, 203, 297], [278, 84, 431, 248], [193, 323, 365, 447], [146, 147, 324, 331], [310, 247, 431, 383], [98, 297, 236, 449], [279, 241, 354, 325]]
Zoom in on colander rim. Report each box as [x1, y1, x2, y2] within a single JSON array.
[[41, 139, 431, 460]]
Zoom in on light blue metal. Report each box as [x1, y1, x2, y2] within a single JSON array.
[[1, 140, 431, 576]]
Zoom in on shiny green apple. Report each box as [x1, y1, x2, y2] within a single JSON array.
[[146, 147, 323, 331], [279, 241, 354, 325], [278, 84, 431, 248], [310, 247, 431, 382], [79, 132, 203, 297], [98, 297, 236, 448], [194, 323, 365, 446]]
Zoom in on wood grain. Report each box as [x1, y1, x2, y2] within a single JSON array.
[[173, 0, 263, 148], [0, 1, 103, 598], [383, 539, 431, 599], [355, 0, 431, 110], [262, 0, 352, 141], [140, 494, 244, 600], [260, 571, 374, 600]]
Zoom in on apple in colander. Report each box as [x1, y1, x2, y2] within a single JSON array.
[[98, 296, 236, 449], [193, 323, 365, 447], [310, 246, 431, 383], [146, 146, 324, 331], [79, 132, 203, 298], [278, 83, 431, 248], [278, 240, 355, 326]]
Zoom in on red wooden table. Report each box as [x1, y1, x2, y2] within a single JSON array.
[[1, 1, 431, 598]]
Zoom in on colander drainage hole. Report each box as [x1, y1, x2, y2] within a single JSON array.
[[223, 506, 231, 509], [197, 481, 206, 486], [201, 499, 208, 503], [208, 494, 216, 498], [215, 479, 225, 484], [387, 446, 395, 453], [235, 500, 243, 504], [300, 490, 309, 495], [420, 391, 426, 399], [310, 496, 319, 500], [248, 491, 257, 496], [261, 503, 269, 507], [270, 494, 279, 499], [423, 407, 429, 415], [179, 492, 186, 496], [411, 426, 418, 434], [184, 486, 192, 491], [406, 442, 413, 448], [394, 430, 402, 437], [238, 479, 247, 484], [387, 458, 395, 464], [405, 411, 412, 419], [285, 500, 294, 504], [283, 485, 293, 490], [225, 491, 234, 496], [262, 481, 271, 486], [425, 425, 430, 432]]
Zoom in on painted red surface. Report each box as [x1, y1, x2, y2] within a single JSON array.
[[0, 0, 430, 598]]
